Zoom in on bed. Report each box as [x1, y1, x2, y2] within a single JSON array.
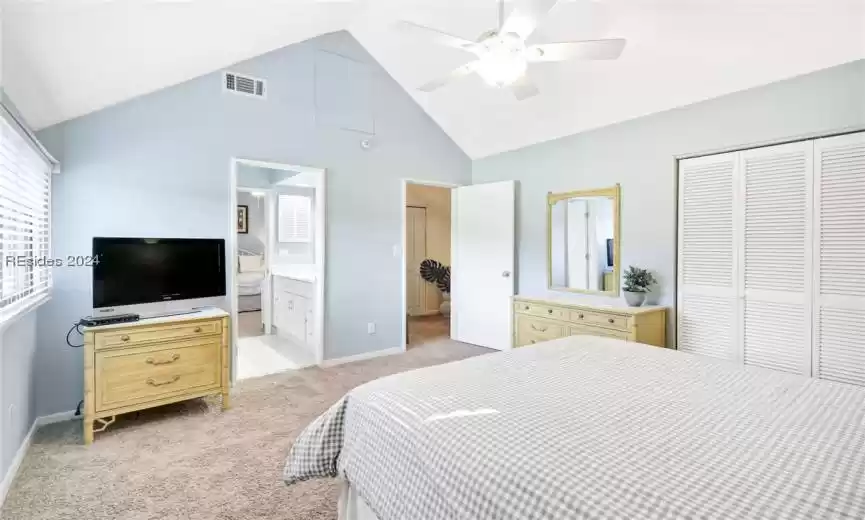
[[284, 336, 865, 520]]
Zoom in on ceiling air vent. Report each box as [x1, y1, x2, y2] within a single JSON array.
[[223, 72, 266, 99]]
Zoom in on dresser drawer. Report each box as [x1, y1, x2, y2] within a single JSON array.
[[568, 309, 631, 331], [94, 319, 222, 350], [94, 340, 221, 411], [568, 325, 631, 341], [514, 301, 568, 320], [515, 316, 565, 346]]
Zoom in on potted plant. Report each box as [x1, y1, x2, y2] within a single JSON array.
[[419, 259, 451, 316], [622, 265, 657, 307]]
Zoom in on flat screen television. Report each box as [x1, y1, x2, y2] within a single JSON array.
[[93, 237, 226, 309]]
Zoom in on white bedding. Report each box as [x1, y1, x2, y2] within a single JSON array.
[[338, 482, 379, 520], [286, 336, 865, 520], [236, 271, 265, 295]]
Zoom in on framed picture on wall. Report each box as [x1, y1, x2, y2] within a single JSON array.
[[237, 205, 249, 234]]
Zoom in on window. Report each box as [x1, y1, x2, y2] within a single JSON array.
[[0, 113, 52, 322], [278, 194, 312, 243]]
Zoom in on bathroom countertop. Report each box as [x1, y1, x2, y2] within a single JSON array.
[[271, 265, 316, 283]]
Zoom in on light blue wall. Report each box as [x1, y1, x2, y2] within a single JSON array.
[[473, 59, 865, 344], [0, 93, 41, 484], [35, 31, 471, 416], [0, 313, 38, 480]]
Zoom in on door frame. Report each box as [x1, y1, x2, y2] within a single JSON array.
[[236, 186, 273, 335], [400, 179, 460, 352], [229, 158, 327, 383]]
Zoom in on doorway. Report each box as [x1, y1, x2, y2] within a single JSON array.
[[230, 159, 326, 382], [402, 180, 456, 350]]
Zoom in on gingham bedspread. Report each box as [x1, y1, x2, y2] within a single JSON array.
[[284, 336, 865, 519]]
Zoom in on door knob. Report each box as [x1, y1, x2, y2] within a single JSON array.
[[502, 271, 511, 278]]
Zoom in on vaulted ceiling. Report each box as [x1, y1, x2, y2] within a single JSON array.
[[4, 0, 865, 158]]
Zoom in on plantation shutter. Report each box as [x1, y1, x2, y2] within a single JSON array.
[[813, 132, 865, 386], [0, 111, 52, 321], [740, 141, 812, 375], [677, 152, 739, 361], [278, 194, 312, 243]]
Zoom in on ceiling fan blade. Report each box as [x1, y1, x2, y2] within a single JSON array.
[[394, 21, 476, 52], [418, 61, 480, 93], [527, 39, 627, 62], [500, 0, 560, 40], [511, 76, 540, 101]]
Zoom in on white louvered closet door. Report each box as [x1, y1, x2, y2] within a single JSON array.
[[813, 132, 865, 386], [740, 142, 812, 375], [677, 152, 739, 361]]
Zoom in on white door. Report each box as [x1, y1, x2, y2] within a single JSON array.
[[263, 191, 276, 334], [677, 152, 739, 360], [740, 141, 812, 375], [406, 206, 427, 316], [813, 132, 865, 386], [451, 181, 515, 350]]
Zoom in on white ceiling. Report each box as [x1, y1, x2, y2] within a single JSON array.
[[4, 0, 865, 159]]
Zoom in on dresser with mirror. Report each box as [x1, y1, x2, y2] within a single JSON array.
[[514, 184, 668, 348]]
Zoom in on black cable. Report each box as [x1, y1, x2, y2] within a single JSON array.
[[74, 400, 83, 416], [66, 322, 84, 348]]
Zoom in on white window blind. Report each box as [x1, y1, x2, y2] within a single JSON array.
[[278, 195, 311, 243], [0, 114, 52, 322]]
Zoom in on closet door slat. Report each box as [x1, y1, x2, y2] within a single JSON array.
[[677, 152, 738, 361], [814, 132, 865, 386]]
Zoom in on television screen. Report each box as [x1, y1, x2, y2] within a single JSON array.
[[93, 237, 226, 309]]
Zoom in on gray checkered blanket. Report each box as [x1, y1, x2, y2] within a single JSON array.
[[284, 336, 865, 519]]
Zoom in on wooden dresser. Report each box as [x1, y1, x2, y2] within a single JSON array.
[[82, 308, 230, 444], [514, 296, 667, 348]]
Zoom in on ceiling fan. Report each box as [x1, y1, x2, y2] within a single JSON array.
[[395, 0, 626, 100]]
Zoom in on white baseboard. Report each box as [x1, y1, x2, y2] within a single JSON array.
[[320, 347, 402, 367], [409, 310, 441, 317], [0, 409, 79, 508], [0, 420, 36, 507], [35, 410, 79, 427]]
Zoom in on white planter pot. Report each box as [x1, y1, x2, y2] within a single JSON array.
[[623, 291, 646, 307], [440, 293, 451, 317]]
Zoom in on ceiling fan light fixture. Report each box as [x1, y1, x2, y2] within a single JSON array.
[[476, 57, 527, 87], [474, 33, 528, 87]]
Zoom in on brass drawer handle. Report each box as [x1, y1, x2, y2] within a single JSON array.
[[194, 326, 202, 333], [524, 305, 530, 310], [531, 324, 548, 332], [578, 314, 584, 319], [608, 318, 615, 324], [530, 340, 537, 344], [547, 309, 553, 314], [146, 354, 180, 366], [120, 334, 130, 342], [146, 375, 180, 387]]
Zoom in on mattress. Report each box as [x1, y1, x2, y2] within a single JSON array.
[[285, 336, 865, 520]]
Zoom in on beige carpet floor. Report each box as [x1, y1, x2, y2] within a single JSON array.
[[2, 339, 491, 520], [407, 315, 450, 348]]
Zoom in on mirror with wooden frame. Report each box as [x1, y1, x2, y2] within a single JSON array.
[[547, 185, 621, 296]]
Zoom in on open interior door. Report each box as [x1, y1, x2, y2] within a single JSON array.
[[451, 181, 516, 350]]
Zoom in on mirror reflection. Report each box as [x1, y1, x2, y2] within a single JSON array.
[[549, 190, 618, 294]]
